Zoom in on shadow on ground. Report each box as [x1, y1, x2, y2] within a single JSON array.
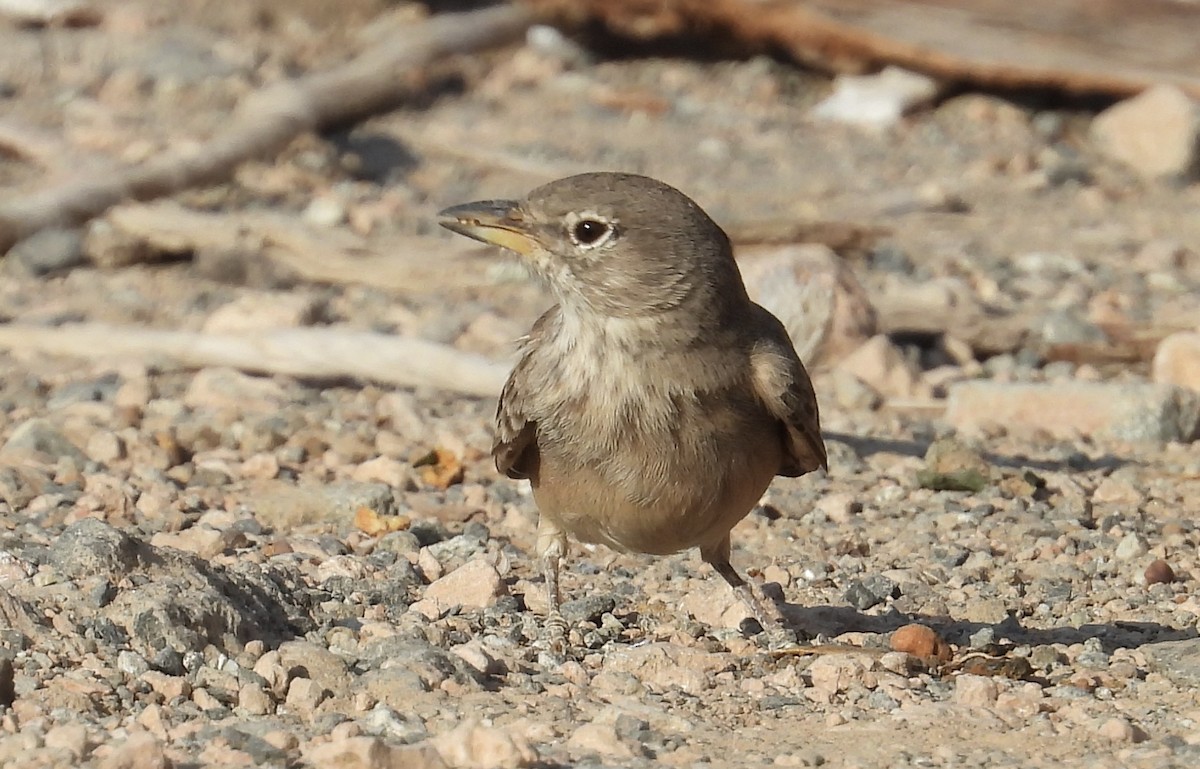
[[781, 602, 1197, 652], [825, 430, 1133, 473]]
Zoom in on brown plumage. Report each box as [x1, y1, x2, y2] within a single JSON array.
[[439, 172, 826, 629]]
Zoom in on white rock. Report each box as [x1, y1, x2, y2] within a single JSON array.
[[303, 196, 347, 228], [97, 732, 170, 769], [414, 558, 506, 616], [806, 653, 875, 702], [85, 431, 126, 463], [682, 583, 752, 629], [183, 367, 287, 414], [953, 674, 998, 707], [351, 456, 412, 488], [203, 293, 320, 333], [149, 526, 228, 559], [1114, 532, 1148, 561], [566, 722, 637, 759], [812, 66, 940, 128], [237, 683, 274, 716]]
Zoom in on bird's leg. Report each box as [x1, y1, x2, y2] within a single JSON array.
[[701, 536, 786, 631], [536, 517, 569, 647]]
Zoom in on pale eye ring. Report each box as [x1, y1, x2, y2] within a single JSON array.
[[566, 212, 617, 249]]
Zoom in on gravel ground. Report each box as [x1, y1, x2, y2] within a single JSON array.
[[1, 2, 1200, 768]]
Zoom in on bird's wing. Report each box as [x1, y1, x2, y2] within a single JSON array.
[[494, 368, 537, 479], [750, 308, 828, 477], [493, 307, 556, 479]]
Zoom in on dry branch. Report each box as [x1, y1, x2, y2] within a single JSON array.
[[0, 324, 510, 397], [0, 4, 533, 254], [91, 201, 502, 294], [526, 0, 1200, 98], [0, 119, 86, 170]]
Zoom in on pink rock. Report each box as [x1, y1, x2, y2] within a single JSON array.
[[738, 244, 878, 368], [1153, 331, 1200, 391], [946, 381, 1200, 442], [1091, 85, 1200, 180]]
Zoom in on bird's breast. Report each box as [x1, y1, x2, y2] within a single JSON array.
[[523, 318, 783, 553]]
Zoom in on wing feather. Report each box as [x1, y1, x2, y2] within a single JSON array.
[[750, 307, 828, 477], [492, 307, 557, 479]]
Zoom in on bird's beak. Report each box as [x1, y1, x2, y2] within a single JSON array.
[[437, 200, 539, 256]]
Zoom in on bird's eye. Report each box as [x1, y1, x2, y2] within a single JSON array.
[[572, 219, 609, 245]]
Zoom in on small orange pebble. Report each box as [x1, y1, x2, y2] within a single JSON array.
[[413, 447, 465, 489], [890, 623, 953, 663], [1144, 559, 1176, 585], [261, 539, 293, 557], [353, 506, 411, 537]]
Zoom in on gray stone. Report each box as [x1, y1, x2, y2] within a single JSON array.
[[0, 655, 13, 707], [0, 466, 47, 509], [376, 531, 421, 557], [1039, 309, 1108, 346], [843, 575, 898, 610], [1144, 639, 1200, 688], [968, 627, 996, 650], [129, 28, 245, 83], [101, 548, 313, 659], [117, 650, 151, 678], [0, 418, 86, 463], [276, 640, 350, 698], [561, 594, 618, 624], [50, 519, 140, 580], [358, 636, 479, 690], [361, 704, 428, 744], [7, 228, 86, 276]]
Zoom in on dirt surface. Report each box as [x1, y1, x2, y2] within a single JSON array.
[[2, 2, 1200, 768]]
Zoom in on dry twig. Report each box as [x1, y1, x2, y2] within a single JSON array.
[[0, 323, 510, 397], [0, 4, 533, 253]]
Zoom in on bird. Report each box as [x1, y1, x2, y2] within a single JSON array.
[[438, 172, 826, 635]]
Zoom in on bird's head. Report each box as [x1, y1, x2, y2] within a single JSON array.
[[439, 172, 745, 319]]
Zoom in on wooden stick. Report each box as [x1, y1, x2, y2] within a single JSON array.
[[90, 200, 505, 294], [0, 324, 510, 397], [0, 4, 533, 253]]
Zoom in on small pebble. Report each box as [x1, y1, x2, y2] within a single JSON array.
[[1144, 559, 1176, 585], [890, 624, 952, 662]]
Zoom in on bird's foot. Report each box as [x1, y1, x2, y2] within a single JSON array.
[[734, 580, 786, 629], [530, 609, 570, 665], [733, 582, 806, 649], [544, 610, 569, 646]]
